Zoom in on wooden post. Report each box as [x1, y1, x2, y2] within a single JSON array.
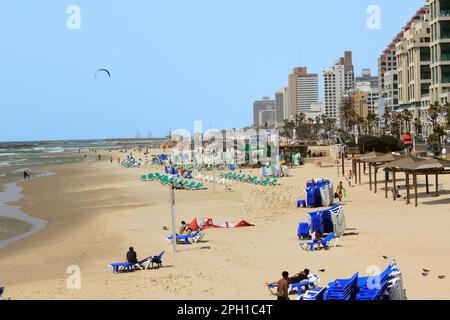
[[374, 166, 378, 193], [414, 173, 418, 207], [384, 169, 388, 199], [358, 161, 362, 186], [406, 173, 410, 204], [341, 149, 345, 177], [436, 174, 439, 197], [425, 174, 429, 194], [393, 169, 397, 201], [369, 164, 372, 191]]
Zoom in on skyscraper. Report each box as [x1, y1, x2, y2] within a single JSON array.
[[323, 51, 355, 128], [253, 97, 276, 127], [288, 67, 319, 116], [355, 69, 379, 90]]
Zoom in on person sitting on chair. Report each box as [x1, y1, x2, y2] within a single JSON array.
[[126, 247, 138, 264]]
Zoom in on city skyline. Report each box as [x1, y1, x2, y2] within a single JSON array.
[[1, 0, 425, 142]]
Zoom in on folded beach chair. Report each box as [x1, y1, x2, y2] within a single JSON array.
[[147, 173, 155, 181], [299, 233, 336, 251], [139, 251, 166, 270], [166, 230, 204, 245], [140, 174, 147, 181]]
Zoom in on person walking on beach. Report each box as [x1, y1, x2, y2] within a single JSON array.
[[336, 181, 344, 202], [110, 156, 113, 164], [276, 272, 290, 301], [346, 170, 353, 187], [23, 170, 28, 181]]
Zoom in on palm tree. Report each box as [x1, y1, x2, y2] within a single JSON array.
[[413, 117, 422, 137], [357, 117, 366, 135]]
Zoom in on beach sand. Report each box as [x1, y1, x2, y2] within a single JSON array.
[[0, 152, 449, 300]]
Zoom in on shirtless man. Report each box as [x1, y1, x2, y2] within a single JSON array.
[[276, 272, 290, 300]]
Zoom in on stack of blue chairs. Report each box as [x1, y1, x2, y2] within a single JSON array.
[[356, 261, 399, 300], [323, 273, 359, 300], [305, 179, 331, 208]]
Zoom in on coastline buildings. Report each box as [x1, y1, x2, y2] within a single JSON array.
[[323, 51, 355, 128], [429, 0, 450, 105], [356, 69, 379, 90], [275, 87, 290, 125], [288, 67, 319, 117], [253, 97, 276, 128]]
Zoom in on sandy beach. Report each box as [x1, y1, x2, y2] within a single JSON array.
[[0, 151, 449, 300]]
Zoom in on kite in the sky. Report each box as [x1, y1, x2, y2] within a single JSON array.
[[95, 68, 111, 78]]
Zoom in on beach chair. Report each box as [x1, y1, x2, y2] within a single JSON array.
[[298, 287, 327, 301], [297, 222, 310, 240], [324, 272, 359, 300], [139, 251, 166, 270], [140, 174, 147, 182], [108, 262, 135, 274], [299, 233, 336, 251], [0, 286, 10, 300], [267, 274, 320, 296], [166, 230, 204, 245], [147, 173, 155, 181]]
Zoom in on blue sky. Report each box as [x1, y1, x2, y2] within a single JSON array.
[[0, 0, 425, 141]]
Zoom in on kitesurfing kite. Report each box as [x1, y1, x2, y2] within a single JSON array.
[[95, 68, 111, 78]]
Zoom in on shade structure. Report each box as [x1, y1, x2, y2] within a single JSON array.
[[363, 153, 402, 164]]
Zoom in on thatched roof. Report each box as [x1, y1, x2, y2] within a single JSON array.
[[364, 153, 402, 164], [382, 155, 450, 171], [356, 151, 386, 161]]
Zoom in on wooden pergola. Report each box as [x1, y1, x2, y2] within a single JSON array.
[[352, 152, 385, 186], [361, 153, 402, 193], [381, 157, 450, 207]]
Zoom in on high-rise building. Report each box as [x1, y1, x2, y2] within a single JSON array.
[[429, 0, 450, 105], [253, 97, 276, 127], [356, 69, 379, 90], [396, 6, 431, 110], [378, 34, 400, 114], [288, 67, 319, 116], [323, 51, 355, 128], [275, 88, 289, 125]]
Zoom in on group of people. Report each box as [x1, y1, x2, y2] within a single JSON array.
[[265, 269, 311, 300]]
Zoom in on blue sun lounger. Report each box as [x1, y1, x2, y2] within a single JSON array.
[[166, 230, 204, 245], [324, 272, 359, 300], [108, 262, 135, 273], [299, 233, 336, 251]]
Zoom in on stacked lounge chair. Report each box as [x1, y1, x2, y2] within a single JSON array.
[[219, 172, 279, 186], [140, 172, 207, 190], [0, 286, 10, 300], [297, 260, 407, 301]]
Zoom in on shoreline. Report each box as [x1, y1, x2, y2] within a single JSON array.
[[0, 181, 48, 249]]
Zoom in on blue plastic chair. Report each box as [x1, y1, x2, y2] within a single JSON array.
[[297, 222, 310, 240], [324, 272, 359, 300], [299, 233, 336, 251], [297, 199, 307, 208]]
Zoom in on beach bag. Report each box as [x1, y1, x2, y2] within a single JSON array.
[[334, 192, 339, 199]]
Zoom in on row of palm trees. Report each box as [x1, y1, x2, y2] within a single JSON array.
[[281, 100, 449, 146]]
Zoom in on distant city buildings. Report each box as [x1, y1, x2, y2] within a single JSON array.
[[253, 97, 276, 128], [323, 51, 355, 128], [288, 67, 319, 116], [355, 69, 378, 90]]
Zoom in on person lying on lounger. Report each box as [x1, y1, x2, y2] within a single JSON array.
[[264, 269, 309, 287], [178, 221, 193, 235]]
